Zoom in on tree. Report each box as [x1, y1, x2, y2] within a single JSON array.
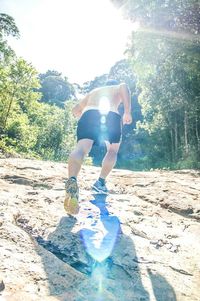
[[111, 0, 200, 35], [39, 70, 76, 107], [31, 101, 76, 160], [81, 74, 108, 94], [0, 57, 42, 154], [0, 14, 76, 160], [0, 58, 41, 131], [0, 13, 19, 37], [0, 13, 19, 60], [110, 0, 200, 169]]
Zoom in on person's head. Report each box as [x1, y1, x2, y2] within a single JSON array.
[[105, 79, 119, 86]]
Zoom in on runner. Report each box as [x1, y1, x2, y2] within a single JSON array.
[[64, 79, 132, 214]]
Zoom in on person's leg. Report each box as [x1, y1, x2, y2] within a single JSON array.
[[99, 142, 120, 179], [92, 142, 120, 193], [65, 139, 93, 214], [68, 139, 94, 178]]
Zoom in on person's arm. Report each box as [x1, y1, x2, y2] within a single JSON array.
[[72, 94, 89, 118], [119, 83, 132, 124]]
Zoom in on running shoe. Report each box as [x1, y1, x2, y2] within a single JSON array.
[[92, 180, 108, 194], [64, 178, 79, 215]]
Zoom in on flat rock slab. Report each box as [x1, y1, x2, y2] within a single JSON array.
[[0, 158, 200, 301]]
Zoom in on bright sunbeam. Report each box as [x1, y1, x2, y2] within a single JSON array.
[[99, 97, 110, 115], [90, 262, 109, 300]]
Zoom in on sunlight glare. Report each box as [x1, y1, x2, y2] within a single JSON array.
[[132, 21, 140, 31], [3, 0, 137, 84], [99, 97, 110, 115]]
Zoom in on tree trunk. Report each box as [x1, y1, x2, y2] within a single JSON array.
[[184, 110, 189, 155], [3, 97, 14, 130], [170, 128, 174, 162], [195, 115, 200, 151], [174, 119, 178, 159]]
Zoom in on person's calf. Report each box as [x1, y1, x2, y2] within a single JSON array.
[[68, 149, 85, 178], [99, 152, 118, 179]]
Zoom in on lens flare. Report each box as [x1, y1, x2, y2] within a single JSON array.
[[98, 96, 110, 115], [80, 194, 121, 263], [100, 116, 106, 124]]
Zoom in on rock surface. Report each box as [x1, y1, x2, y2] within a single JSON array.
[[0, 158, 200, 301]]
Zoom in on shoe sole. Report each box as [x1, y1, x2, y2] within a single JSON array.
[[64, 196, 79, 215]]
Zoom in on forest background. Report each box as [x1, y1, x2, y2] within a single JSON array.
[[0, 0, 199, 170]]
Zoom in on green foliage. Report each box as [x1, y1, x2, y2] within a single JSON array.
[[110, 0, 200, 170], [0, 13, 19, 60], [0, 38, 77, 161], [6, 113, 38, 151], [32, 101, 76, 160], [0, 13, 19, 37], [174, 150, 200, 169], [111, 0, 200, 34], [1, 84, 77, 160], [82, 59, 136, 93], [0, 57, 41, 133], [128, 32, 200, 165], [38, 70, 76, 107], [0, 55, 41, 155], [82, 74, 108, 94], [109, 59, 136, 91]]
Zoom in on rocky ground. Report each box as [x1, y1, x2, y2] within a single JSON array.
[[0, 158, 200, 301]]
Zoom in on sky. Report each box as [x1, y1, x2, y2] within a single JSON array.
[[1, 0, 133, 84]]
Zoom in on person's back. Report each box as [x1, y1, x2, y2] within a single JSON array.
[[83, 85, 121, 114], [81, 83, 129, 115]]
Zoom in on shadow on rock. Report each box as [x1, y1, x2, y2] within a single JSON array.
[[35, 194, 177, 301], [80, 193, 150, 301], [147, 268, 177, 301]]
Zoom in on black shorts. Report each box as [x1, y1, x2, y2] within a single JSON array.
[[77, 109, 122, 145]]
